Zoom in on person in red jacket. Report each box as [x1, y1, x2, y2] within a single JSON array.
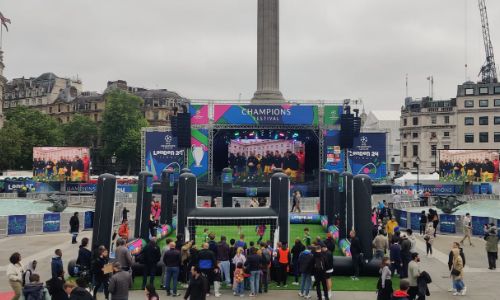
[[118, 220, 130, 242], [276, 242, 291, 288], [392, 279, 410, 300]]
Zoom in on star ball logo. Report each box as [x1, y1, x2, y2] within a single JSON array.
[[164, 134, 172, 145], [360, 136, 368, 146]]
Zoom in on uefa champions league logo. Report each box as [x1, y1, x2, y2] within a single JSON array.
[[164, 134, 173, 145], [360, 136, 368, 146]]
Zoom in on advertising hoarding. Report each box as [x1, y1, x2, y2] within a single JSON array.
[[214, 105, 318, 125]]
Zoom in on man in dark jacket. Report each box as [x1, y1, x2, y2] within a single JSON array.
[[312, 246, 329, 300], [197, 243, 216, 286], [164, 242, 182, 296], [141, 237, 161, 289], [291, 239, 306, 285], [349, 230, 362, 280], [184, 266, 208, 300], [108, 262, 132, 300], [298, 248, 314, 297], [51, 249, 64, 279], [417, 271, 432, 300], [324, 233, 335, 253], [47, 269, 67, 300], [69, 213, 80, 244], [76, 238, 92, 272], [321, 243, 334, 298], [216, 236, 231, 286], [69, 278, 93, 300], [400, 233, 412, 278]]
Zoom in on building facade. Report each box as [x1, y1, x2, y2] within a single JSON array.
[[0, 51, 6, 128], [455, 81, 500, 149], [400, 97, 457, 174]]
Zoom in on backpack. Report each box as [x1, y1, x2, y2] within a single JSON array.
[[23, 287, 45, 300], [22, 269, 32, 286]]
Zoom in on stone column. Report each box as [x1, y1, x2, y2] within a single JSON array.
[[252, 0, 284, 103]]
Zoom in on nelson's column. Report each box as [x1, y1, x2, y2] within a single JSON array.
[[252, 0, 284, 103]]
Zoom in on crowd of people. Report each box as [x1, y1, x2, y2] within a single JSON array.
[[228, 149, 305, 182], [439, 157, 499, 182], [33, 154, 90, 182]]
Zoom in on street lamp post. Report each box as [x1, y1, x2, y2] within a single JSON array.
[[111, 153, 117, 175], [415, 156, 421, 191]]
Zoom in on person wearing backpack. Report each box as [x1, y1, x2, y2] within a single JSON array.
[[23, 260, 38, 287], [21, 274, 50, 300], [312, 246, 329, 300]]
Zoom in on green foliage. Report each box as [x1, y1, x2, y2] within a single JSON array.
[[0, 122, 23, 170], [2, 106, 63, 169], [62, 114, 98, 147], [101, 89, 148, 174]]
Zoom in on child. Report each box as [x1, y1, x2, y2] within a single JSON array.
[[202, 228, 209, 243], [233, 262, 245, 297], [256, 224, 266, 243], [303, 228, 311, 247], [213, 266, 222, 297]]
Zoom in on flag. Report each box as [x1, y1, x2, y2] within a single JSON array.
[[0, 12, 11, 32]]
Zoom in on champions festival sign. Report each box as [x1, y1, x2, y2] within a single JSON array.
[[323, 130, 387, 180], [213, 105, 318, 125]]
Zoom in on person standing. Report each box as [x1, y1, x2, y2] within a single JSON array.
[[485, 226, 499, 270], [51, 249, 64, 279], [121, 207, 129, 223], [389, 239, 402, 277], [372, 230, 388, 260], [118, 220, 130, 242], [349, 230, 362, 280], [23, 260, 38, 286], [76, 238, 92, 273], [47, 269, 67, 300], [321, 243, 334, 299], [400, 234, 411, 278], [108, 262, 132, 300], [298, 246, 314, 298], [69, 277, 93, 300], [22, 273, 51, 300], [460, 213, 473, 246], [198, 243, 216, 293], [141, 237, 161, 289], [419, 211, 427, 236], [377, 257, 393, 300], [312, 246, 329, 300], [115, 239, 133, 272], [69, 213, 80, 244], [244, 248, 262, 297], [424, 223, 435, 257], [7, 252, 24, 300], [447, 242, 466, 293], [216, 236, 231, 287], [144, 284, 159, 300], [184, 266, 208, 300], [451, 248, 466, 296], [276, 242, 291, 288], [164, 242, 182, 297], [291, 239, 305, 285], [92, 246, 110, 300], [385, 217, 399, 243], [259, 243, 271, 294], [408, 253, 421, 300]]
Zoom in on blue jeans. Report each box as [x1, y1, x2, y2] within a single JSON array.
[[249, 270, 260, 295], [453, 279, 464, 292], [219, 260, 231, 284], [165, 267, 179, 294], [234, 282, 244, 295], [300, 273, 312, 295]]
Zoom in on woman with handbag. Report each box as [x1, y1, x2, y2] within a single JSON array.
[[377, 257, 393, 300], [451, 248, 466, 296], [424, 223, 435, 257]]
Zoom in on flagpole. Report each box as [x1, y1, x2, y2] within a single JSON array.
[[1, 24, 3, 49]]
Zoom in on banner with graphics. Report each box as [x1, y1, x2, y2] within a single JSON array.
[[33, 147, 90, 182], [8, 215, 27, 235], [323, 130, 387, 180], [410, 212, 421, 231], [472, 216, 489, 236], [439, 214, 456, 233], [190, 104, 209, 125], [144, 131, 185, 181], [392, 185, 462, 195], [84, 211, 94, 229], [43, 213, 61, 232], [213, 105, 318, 125], [323, 105, 343, 126], [188, 129, 209, 181]]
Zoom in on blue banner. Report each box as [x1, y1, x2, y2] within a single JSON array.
[[392, 185, 461, 195], [145, 131, 184, 181], [393, 209, 402, 228], [43, 213, 61, 232], [472, 216, 489, 236], [410, 212, 421, 231], [4, 180, 35, 192], [323, 130, 387, 180], [214, 105, 319, 125], [8, 215, 27, 235], [439, 214, 456, 234], [84, 211, 94, 229], [290, 213, 322, 224]]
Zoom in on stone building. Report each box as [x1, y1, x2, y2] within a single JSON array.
[[400, 97, 457, 174], [455, 81, 500, 149]]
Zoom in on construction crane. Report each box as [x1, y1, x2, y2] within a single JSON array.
[[478, 0, 498, 83]]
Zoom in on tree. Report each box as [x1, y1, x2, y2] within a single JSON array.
[[4, 106, 64, 169], [62, 114, 99, 147], [101, 89, 148, 174], [0, 122, 24, 170]]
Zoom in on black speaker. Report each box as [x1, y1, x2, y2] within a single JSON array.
[[340, 114, 354, 148], [176, 113, 191, 148], [170, 116, 178, 137]]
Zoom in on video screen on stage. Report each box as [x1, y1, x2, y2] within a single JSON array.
[[33, 147, 90, 182], [439, 149, 500, 182], [228, 138, 306, 182]]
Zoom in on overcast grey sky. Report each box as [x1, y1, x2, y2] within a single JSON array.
[[1, 0, 498, 110]]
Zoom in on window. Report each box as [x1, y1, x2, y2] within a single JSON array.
[[403, 133, 407, 139], [66, 116, 70, 122], [495, 86, 500, 94], [412, 117, 418, 125], [444, 131, 450, 137], [403, 162, 407, 168], [413, 162, 418, 168], [464, 117, 474, 125], [479, 116, 489, 125], [153, 111, 159, 120], [94, 114, 98, 121], [465, 134, 474, 143], [444, 145, 450, 150], [403, 146, 407, 157], [479, 87, 489, 94], [431, 116, 437, 124], [412, 145, 418, 156], [94, 103, 98, 110], [403, 118, 407, 126], [412, 132, 418, 138], [431, 162, 436, 167], [495, 132, 500, 143], [431, 145, 437, 156], [430, 132, 437, 139], [444, 116, 450, 124], [464, 100, 474, 108], [495, 99, 500, 106], [495, 117, 500, 124], [465, 88, 474, 95], [480, 132, 489, 143], [479, 100, 489, 107], [49, 107, 52, 113]]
